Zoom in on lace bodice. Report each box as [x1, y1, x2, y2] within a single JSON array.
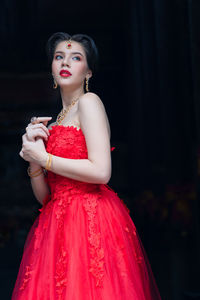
[[47, 125, 88, 159], [45, 125, 101, 195]]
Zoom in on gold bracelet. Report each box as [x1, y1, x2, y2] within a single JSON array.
[[27, 166, 44, 178], [45, 153, 53, 171]]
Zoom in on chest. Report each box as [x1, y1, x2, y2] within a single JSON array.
[[46, 125, 88, 159]]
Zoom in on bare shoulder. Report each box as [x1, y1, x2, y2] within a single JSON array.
[[78, 92, 111, 138], [78, 92, 105, 110]]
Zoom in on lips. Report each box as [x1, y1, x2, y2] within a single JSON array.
[[59, 69, 72, 77]]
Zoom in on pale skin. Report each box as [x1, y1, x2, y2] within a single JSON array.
[[20, 40, 111, 205]]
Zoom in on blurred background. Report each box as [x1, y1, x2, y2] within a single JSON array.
[[0, 0, 200, 299]]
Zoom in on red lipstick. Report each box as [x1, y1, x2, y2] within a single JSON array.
[[60, 69, 72, 77]]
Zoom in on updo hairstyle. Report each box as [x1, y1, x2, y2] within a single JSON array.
[[46, 32, 99, 73]]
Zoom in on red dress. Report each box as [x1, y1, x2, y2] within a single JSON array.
[[12, 125, 161, 300]]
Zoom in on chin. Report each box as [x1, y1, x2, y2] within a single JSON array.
[[58, 81, 72, 88]]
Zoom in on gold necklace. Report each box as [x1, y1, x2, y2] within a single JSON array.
[[56, 98, 79, 125]]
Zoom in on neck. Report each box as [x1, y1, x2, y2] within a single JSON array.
[[60, 85, 85, 109]]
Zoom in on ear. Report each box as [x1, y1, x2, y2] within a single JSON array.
[[87, 69, 92, 79]]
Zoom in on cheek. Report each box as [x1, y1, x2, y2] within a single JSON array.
[[74, 63, 88, 77], [51, 61, 57, 73], [52, 58, 62, 71]]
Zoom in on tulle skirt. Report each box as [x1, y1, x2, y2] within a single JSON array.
[[12, 184, 161, 300]]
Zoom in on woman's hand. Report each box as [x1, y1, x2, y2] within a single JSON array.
[[19, 134, 47, 165], [26, 117, 52, 142]]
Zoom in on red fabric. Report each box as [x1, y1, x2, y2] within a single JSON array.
[[12, 125, 161, 300]]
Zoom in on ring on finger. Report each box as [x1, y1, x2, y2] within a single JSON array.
[[31, 116, 38, 124]]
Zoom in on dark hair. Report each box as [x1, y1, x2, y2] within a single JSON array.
[[46, 32, 99, 73]]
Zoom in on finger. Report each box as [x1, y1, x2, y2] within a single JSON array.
[[43, 120, 50, 127], [31, 123, 50, 136], [22, 134, 27, 143], [26, 128, 38, 141], [27, 123, 49, 136], [37, 129, 49, 140], [26, 132, 38, 142], [19, 150, 23, 157], [39, 117, 52, 127], [26, 125, 33, 133], [34, 117, 52, 125], [27, 123, 34, 129], [31, 117, 38, 124], [28, 129, 48, 141]]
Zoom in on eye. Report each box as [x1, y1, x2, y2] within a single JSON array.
[[72, 56, 81, 61], [55, 55, 63, 60]]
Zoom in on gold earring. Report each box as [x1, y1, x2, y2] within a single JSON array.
[[53, 79, 58, 89], [85, 78, 89, 92]]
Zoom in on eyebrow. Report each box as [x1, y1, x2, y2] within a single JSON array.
[[55, 51, 84, 57]]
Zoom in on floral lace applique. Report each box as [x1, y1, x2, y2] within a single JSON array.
[[115, 244, 129, 279], [46, 125, 88, 160], [19, 265, 33, 291], [124, 224, 143, 264], [54, 193, 71, 298], [20, 195, 53, 291], [134, 253, 143, 264], [55, 245, 68, 299], [124, 225, 136, 236], [34, 196, 52, 250], [83, 193, 104, 287]]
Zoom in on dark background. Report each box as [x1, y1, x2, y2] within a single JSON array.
[[1, 0, 200, 299]]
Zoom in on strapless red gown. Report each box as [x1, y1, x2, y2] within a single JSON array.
[[12, 125, 161, 300]]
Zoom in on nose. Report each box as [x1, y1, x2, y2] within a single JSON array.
[[62, 57, 70, 67]]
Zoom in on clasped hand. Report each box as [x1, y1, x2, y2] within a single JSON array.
[[19, 117, 52, 165]]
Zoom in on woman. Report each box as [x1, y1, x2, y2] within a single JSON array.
[[12, 32, 161, 300]]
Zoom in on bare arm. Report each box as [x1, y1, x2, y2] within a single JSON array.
[[21, 118, 52, 204], [21, 94, 112, 184], [29, 161, 50, 205]]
